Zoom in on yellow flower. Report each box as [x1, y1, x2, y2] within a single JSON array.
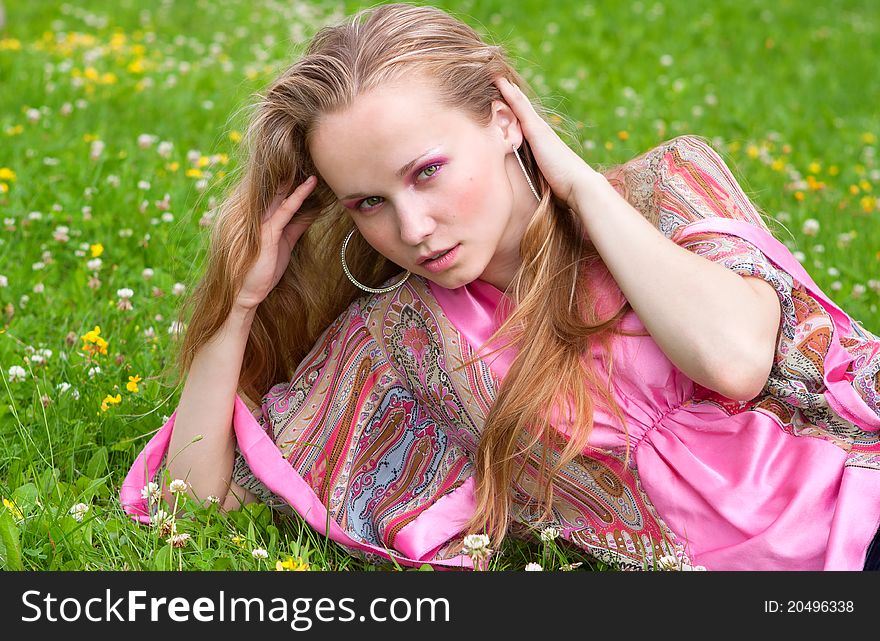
[[100, 72, 118, 85], [126, 375, 142, 393], [197, 156, 210, 168], [0, 168, 16, 181], [862, 132, 877, 145], [2, 497, 23, 522], [0, 183, 7, 194], [828, 165, 840, 176], [216, 153, 229, 165], [84, 67, 99, 81], [0, 39, 22, 51], [617, 130, 629, 141], [90, 243, 104, 257], [850, 184, 861, 195], [6, 125, 24, 136], [604, 141, 614, 151], [746, 144, 759, 159], [185, 168, 203, 178], [807, 161, 821, 174], [859, 179, 872, 192], [771, 158, 785, 172], [81, 325, 110, 355], [794, 191, 805, 201], [861, 196, 877, 213], [229, 131, 242, 143], [128, 58, 145, 74], [166, 162, 180, 172], [83, 133, 98, 143], [110, 32, 127, 50], [275, 556, 310, 571], [100, 393, 122, 412]]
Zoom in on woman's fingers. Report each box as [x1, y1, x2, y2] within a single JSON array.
[[269, 176, 317, 228], [495, 77, 551, 141]]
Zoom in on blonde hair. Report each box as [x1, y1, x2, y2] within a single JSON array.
[[172, 3, 630, 545]]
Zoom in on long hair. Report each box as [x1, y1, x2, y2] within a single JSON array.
[[171, 3, 633, 545]]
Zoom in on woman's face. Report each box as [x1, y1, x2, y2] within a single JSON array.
[[308, 75, 537, 291]]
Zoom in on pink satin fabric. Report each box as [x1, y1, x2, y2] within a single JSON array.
[[429, 218, 880, 570]]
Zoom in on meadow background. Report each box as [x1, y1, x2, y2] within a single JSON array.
[[0, 0, 878, 571]]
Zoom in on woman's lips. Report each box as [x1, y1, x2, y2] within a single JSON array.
[[421, 244, 460, 273]]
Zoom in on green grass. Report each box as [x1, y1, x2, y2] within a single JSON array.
[[0, 0, 878, 571]]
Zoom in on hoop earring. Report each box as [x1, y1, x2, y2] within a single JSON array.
[[340, 229, 411, 294], [513, 144, 541, 203]]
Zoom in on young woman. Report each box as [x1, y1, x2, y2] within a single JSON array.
[[121, 4, 880, 570]]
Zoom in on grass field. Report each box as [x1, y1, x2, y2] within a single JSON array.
[[0, 0, 878, 571]]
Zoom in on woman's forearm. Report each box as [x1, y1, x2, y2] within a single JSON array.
[[165, 304, 257, 505], [572, 170, 780, 400]]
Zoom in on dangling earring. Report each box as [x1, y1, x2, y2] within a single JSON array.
[[340, 228, 411, 294], [513, 144, 541, 203]]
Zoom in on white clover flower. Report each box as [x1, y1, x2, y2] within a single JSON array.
[[116, 288, 134, 299], [559, 562, 583, 571], [852, 284, 866, 299], [32, 261, 46, 271], [89, 140, 105, 161], [141, 482, 161, 503], [142, 268, 155, 280], [60, 102, 73, 116], [462, 533, 492, 562], [151, 509, 171, 527], [87, 366, 101, 378], [659, 54, 674, 67], [195, 179, 208, 192], [137, 180, 151, 191], [161, 212, 174, 223], [118, 228, 133, 238], [0, 275, 7, 287], [169, 479, 188, 494], [801, 218, 820, 236], [168, 532, 191, 548], [53, 226, 70, 242], [524, 562, 543, 571], [157, 141, 173, 158], [171, 282, 186, 296], [137, 134, 158, 149], [57, 382, 72, 394], [33, 283, 45, 294], [143, 326, 156, 340], [206, 495, 221, 505], [252, 548, 268, 559], [827, 267, 840, 277], [186, 149, 201, 164], [539, 526, 560, 543], [168, 321, 185, 335], [28, 211, 43, 221], [792, 251, 806, 263], [8, 365, 27, 383], [106, 174, 121, 187], [26, 108, 41, 122], [868, 280, 880, 295], [69, 502, 89, 522], [86, 258, 102, 271], [30, 353, 47, 365]]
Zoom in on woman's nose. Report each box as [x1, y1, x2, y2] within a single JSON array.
[[396, 198, 437, 246]]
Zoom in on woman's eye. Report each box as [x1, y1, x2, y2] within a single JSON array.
[[418, 164, 441, 179], [358, 196, 383, 211]]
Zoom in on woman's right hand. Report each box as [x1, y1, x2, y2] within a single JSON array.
[[235, 175, 318, 311]]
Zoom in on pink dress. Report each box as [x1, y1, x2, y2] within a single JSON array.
[[120, 136, 880, 570]]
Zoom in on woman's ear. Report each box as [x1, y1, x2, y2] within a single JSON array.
[[490, 99, 523, 150]]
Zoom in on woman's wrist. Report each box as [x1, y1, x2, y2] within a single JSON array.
[[569, 166, 615, 223]]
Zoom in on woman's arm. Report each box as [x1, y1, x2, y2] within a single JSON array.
[[165, 303, 260, 509], [571, 170, 780, 400], [496, 78, 780, 400]]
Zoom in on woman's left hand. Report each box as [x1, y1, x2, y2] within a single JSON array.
[[495, 77, 603, 212]]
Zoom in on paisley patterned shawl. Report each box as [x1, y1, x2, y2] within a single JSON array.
[[120, 135, 880, 570]]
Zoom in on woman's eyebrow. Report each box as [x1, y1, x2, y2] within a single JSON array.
[[340, 146, 441, 200]]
